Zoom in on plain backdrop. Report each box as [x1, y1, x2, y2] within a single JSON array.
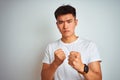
[[0, 0, 120, 80]]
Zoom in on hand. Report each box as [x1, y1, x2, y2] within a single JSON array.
[[54, 49, 66, 66], [68, 51, 84, 73]]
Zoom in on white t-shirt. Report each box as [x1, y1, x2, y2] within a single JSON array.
[[42, 37, 101, 80]]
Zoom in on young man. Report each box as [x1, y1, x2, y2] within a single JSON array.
[[41, 5, 102, 80]]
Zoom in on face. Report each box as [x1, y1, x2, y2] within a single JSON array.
[[56, 14, 78, 38]]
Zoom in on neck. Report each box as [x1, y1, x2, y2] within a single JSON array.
[[61, 35, 78, 43]]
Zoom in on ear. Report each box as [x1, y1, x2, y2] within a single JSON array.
[[75, 19, 78, 26], [56, 21, 58, 25], [56, 22, 59, 28]]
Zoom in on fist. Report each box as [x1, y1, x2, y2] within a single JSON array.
[[68, 51, 84, 73], [54, 49, 66, 66]]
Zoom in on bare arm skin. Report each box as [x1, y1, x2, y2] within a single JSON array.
[[83, 61, 102, 80], [68, 51, 102, 80], [41, 62, 58, 80], [41, 49, 66, 80]]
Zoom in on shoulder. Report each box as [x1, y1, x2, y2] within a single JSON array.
[[45, 39, 60, 49], [79, 37, 96, 47], [47, 39, 60, 46], [77, 37, 99, 52]]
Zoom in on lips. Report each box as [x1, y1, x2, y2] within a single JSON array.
[[63, 30, 70, 33]]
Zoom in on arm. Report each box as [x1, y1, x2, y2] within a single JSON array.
[[41, 61, 59, 80], [68, 52, 102, 80], [82, 61, 102, 80], [41, 49, 66, 80]]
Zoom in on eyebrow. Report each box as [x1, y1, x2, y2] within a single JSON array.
[[58, 19, 73, 22]]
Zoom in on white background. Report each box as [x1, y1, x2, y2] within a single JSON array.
[[0, 0, 120, 80]]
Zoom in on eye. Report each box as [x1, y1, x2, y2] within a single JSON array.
[[57, 21, 64, 24], [67, 20, 72, 23]]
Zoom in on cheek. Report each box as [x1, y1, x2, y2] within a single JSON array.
[[57, 26, 63, 32], [57, 25, 61, 29], [70, 22, 76, 28], [70, 25, 76, 30]]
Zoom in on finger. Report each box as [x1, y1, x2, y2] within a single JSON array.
[[55, 49, 64, 54], [68, 58, 75, 65], [73, 61, 76, 66], [69, 55, 76, 60], [56, 48, 63, 52], [71, 52, 80, 58], [76, 53, 81, 59], [68, 61, 76, 68], [70, 51, 76, 55], [68, 60, 73, 66], [70, 51, 78, 57], [68, 54, 73, 59], [68, 55, 74, 61]]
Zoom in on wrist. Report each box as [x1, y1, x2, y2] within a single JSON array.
[[52, 60, 59, 69], [83, 64, 89, 73], [78, 64, 89, 74], [78, 64, 84, 74]]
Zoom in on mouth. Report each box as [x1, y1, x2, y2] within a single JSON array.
[[63, 30, 70, 33]]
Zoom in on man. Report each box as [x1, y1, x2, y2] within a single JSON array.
[[41, 5, 102, 80]]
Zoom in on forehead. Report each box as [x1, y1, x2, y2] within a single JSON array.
[[57, 14, 75, 21]]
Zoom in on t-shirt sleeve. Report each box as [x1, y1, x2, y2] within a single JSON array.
[[42, 44, 51, 64], [88, 42, 102, 63]]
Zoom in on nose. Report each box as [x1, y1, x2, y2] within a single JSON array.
[[63, 22, 68, 29]]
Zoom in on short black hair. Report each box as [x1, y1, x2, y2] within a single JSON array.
[[54, 5, 76, 19]]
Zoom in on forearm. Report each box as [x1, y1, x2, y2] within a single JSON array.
[[82, 69, 102, 80], [41, 61, 58, 80]]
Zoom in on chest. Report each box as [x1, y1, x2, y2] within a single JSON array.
[[50, 44, 90, 64]]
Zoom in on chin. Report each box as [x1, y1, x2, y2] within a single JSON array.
[[62, 35, 71, 38]]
